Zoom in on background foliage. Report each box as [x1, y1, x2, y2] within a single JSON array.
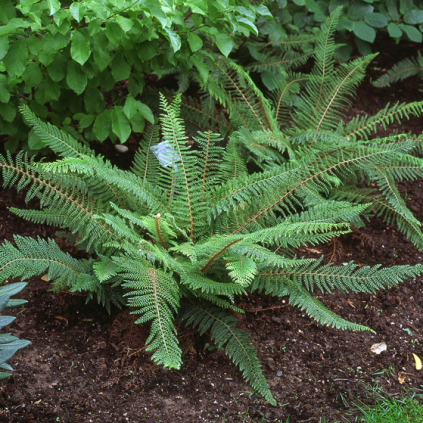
[[0, 0, 264, 151]]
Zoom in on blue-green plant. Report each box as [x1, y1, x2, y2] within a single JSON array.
[[0, 282, 31, 379]]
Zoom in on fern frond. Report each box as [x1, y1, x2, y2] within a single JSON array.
[[132, 124, 161, 185], [19, 105, 93, 158], [345, 102, 423, 140], [181, 305, 276, 405], [373, 53, 423, 87], [0, 236, 91, 288], [258, 258, 423, 295], [117, 257, 182, 369]]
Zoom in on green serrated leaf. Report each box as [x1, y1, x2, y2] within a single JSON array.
[[112, 107, 131, 142]]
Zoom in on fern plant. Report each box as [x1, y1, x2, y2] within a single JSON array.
[[1, 11, 423, 404], [373, 51, 423, 88]]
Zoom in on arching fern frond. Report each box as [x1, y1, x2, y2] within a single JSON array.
[[181, 304, 276, 405]]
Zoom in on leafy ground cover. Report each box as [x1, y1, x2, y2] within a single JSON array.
[[0, 33, 423, 423]]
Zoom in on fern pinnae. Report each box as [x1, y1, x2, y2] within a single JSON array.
[[19, 105, 92, 159], [182, 304, 276, 405], [200, 238, 244, 272]]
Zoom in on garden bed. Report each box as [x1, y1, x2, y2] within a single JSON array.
[[0, 34, 423, 423]]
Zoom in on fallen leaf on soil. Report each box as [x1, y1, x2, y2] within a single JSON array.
[[370, 342, 387, 354], [41, 274, 50, 281], [398, 373, 406, 384], [412, 353, 422, 370]]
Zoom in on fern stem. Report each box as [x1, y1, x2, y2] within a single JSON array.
[[155, 213, 167, 249], [201, 239, 242, 272]]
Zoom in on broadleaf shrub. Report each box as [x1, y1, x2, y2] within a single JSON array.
[[0, 0, 264, 151]]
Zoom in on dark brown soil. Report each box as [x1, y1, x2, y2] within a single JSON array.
[[1, 34, 423, 423]]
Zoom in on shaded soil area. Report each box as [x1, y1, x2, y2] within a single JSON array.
[[1, 35, 423, 423]]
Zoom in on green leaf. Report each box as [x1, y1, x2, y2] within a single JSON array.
[[386, 0, 401, 20], [0, 36, 9, 61], [92, 45, 110, 72], [78, 114, 95, 130], [27, 36, 42, 55], [348, 2, 373, 19], [22, 63, 43, 88], [214, 33, 233, 57], [47, 0, 60, 15], [404, 9, 423, 24], [66, 61, 87, 95], [112, 107, 131, 142], [0, 102, 16, 122], [236, 17, 258, 36], [116, 15, 134, 33], [401, 24, 423, 42], [47, 54, 67, 82], [353, 20, 376, 43], [137, 41, 157, 62], [135, 101, 154, 124], [93, 109, 112, 142], [187, 32, 203, 52], [124, 96, 137, 119], [130, 111, 145, 132], [387, 22, 402, 37], [28, 127, 45, 150], [111, 52, 131, 82], [69, 2, 86, 22], [0, 76, 10, 103], [84, 87, 105, 114], [190, 55, 209, 82], [105, 21, 123, 45], [164, 28, 181, 52], [71, 31, 91, 66], [364, 12, 388, 28], [399, 0, 413, 14], [3, 39, 28, 77]]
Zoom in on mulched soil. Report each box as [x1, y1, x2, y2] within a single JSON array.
[[0, 34, 423, 423]]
